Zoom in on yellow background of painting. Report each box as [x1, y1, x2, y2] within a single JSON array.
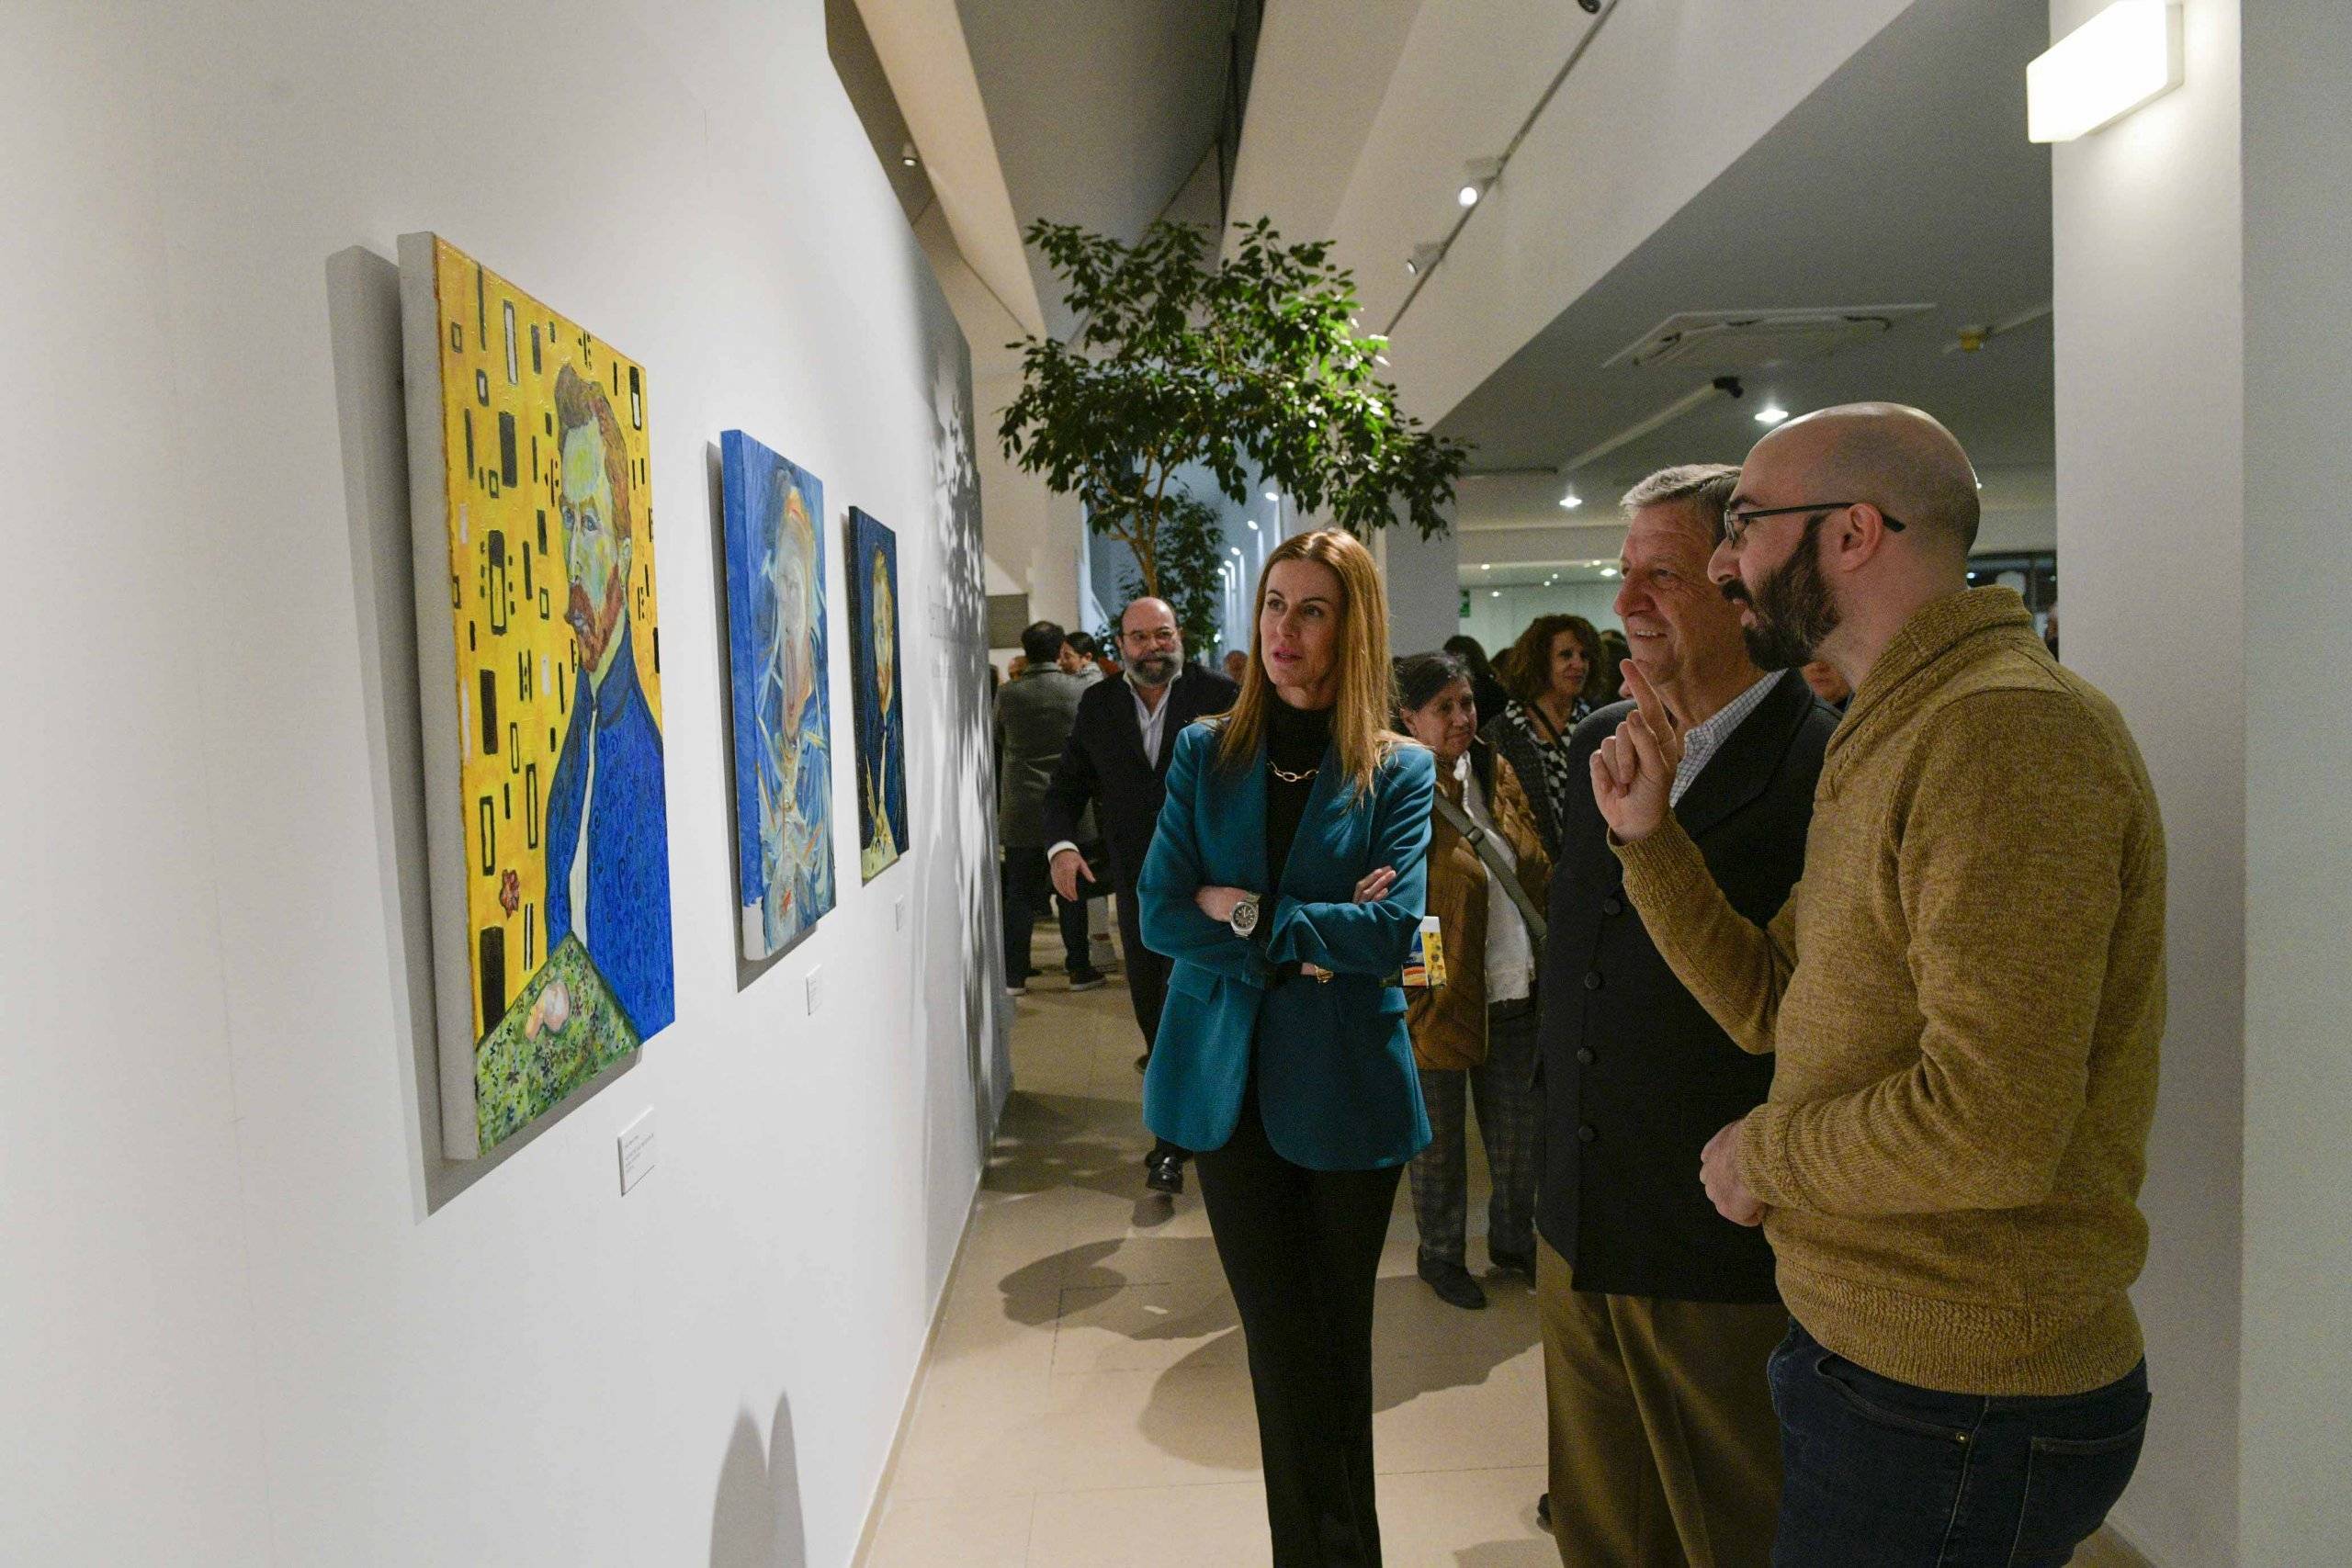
[[430, 237, 661, 1040]]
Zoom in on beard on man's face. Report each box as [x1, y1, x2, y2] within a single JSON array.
[[1128, 649, 1180, 686], [1724, 516, 1841, 671], [569, 570, 625, 670]]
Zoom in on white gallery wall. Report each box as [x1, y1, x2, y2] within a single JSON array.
[[2052, 0, 2245, 1558], [2, 2, 1007, 1563], [2055, 0, 2352, 1561]]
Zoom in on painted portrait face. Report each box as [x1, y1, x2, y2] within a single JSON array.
[[774, 488, 819, 728], [561, 417, 628, 680], [871, 551, 897, 712]]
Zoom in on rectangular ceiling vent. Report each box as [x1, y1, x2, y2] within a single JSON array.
[[1605, 305, 1936, 370]]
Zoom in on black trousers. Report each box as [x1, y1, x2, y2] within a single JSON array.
[[1194, 1076, 1403, 1567], [1116, 885, 1170, 1044], [1001, 845, 1091, 984], [1117, 887, 1191, 1170]]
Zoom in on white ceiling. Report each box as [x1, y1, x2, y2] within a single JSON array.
[[956, 0, 1238, 336], [1436, 0, 2056, 511]]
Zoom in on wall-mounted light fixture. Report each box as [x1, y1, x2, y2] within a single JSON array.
[[2027, 1, 2183, 143]]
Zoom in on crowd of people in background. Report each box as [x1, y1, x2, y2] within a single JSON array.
[[987, 401, 2162, 1568]]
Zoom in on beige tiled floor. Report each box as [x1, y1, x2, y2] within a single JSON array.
[[862, 966, 2133, 1568], [865, 970, 1555, 1567]]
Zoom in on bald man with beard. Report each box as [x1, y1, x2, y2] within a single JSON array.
[[1590, 405, 2166, 1567]]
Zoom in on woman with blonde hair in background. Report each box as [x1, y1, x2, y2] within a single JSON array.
[[1138, 528, 1436, 1566], [1393, 650, 1552, 1312], [1485, 613, 1600, 854]]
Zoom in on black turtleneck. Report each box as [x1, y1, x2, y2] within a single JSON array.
[[1263, 697, 1333, 893]]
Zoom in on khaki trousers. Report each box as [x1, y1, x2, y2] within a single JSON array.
[[1537, 1237, 1786, 1568]]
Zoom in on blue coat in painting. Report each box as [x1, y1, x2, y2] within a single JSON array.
[[545, 620, 674, 1037]]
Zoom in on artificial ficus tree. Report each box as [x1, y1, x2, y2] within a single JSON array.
[[998, 218, 1472, 611]]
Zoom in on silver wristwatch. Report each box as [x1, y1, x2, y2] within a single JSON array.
[[1227, 893, 1261, 938]]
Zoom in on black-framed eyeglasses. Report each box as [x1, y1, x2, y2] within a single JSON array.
[[1721, 502, 1907, 550]]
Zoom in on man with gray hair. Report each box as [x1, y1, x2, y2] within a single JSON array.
[[1532, 464, 1838, 1564], [1594, 405, 2165, 1565]]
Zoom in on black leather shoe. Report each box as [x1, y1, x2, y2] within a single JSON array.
[[1536, 1492, 1552, 1532], [1418, 1257, 1487, 1310], [1488, 1245, 1535, 1280], [1144, 1150, 1184, 1196]]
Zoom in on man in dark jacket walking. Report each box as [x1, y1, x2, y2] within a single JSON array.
[[1534, 466, 1838, 1565], [997, 620, 1102, 993], [1044, 595, 1237, 1193]]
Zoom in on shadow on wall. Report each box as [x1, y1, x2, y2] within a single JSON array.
[[910, 319, 1011, 1175], [709, 1392, 808, 1568]]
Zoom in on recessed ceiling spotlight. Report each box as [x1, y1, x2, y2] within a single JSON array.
[[1558, 491, 1583, 510], [1754, 403, 1790, 425], [1490, 589, 1502, 599], [1247, 519, 1259, 531], [1479, 563, 1490, 571], [1600, 567, 1620, 579], [1457, 184, 1481, 208], [899, 142, 919, 168], [1264, 491, 1279, 501]]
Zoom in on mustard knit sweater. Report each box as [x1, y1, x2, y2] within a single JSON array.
[[1617, 588, 2165, 1395]]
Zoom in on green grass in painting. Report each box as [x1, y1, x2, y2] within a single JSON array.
[[474, 935, 641, 1149]]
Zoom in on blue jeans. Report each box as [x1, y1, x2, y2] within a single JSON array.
[[1769, 1322, 2149, 1568]]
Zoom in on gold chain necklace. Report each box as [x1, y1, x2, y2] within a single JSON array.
[[1270, 761, 1318, 784]]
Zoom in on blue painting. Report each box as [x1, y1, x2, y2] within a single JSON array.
[[719, 430, 836, 959], [847, 507, 907, 882]]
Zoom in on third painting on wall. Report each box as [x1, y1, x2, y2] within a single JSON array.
[[718, 430, 836, 961], [848, 507, 908, 882]]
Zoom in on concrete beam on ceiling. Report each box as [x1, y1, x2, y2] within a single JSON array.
[[853, 0, 1046, 337], [1380, 0, 1915, 426], [1222, 0, 1427, 255]]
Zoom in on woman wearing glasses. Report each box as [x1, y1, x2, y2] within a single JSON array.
[[1137, 528, 1435, 1566]]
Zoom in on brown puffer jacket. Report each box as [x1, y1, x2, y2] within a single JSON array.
[[1406, 740, 1552, 1071]]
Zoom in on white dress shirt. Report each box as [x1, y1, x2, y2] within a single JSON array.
[[1046, 673, 1176, 864]]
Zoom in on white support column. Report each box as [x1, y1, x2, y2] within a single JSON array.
[[2050, 0, 2245, 1559]]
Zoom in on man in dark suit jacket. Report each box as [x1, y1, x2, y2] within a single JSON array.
[[1044, 595, 1238, 1193], [998, 620, 1100, 991], [1533, 465, 1838, 1564]]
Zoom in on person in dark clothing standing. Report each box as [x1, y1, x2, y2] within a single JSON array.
[[1533, 465, 1838, 1566], [1044, 595, 1238, 1194], [1139, 529, 1433, 1567], [995, 620, 1102, 993]]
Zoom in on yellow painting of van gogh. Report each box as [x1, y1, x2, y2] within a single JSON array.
[[407, 234, 673, 1156]]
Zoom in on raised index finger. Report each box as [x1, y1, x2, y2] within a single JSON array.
[[1623, 659, 1672, 737]]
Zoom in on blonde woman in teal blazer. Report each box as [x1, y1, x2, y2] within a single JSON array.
[[1137, 528, 1432, 1567]]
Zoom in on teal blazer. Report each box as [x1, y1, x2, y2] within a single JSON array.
[[1137, 721, 1436, 1170]]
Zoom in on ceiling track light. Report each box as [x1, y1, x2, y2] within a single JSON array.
[[1457, 156, 1504, 209], [1405, 243, 1445, 277], [898, 141, 919, 168]]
